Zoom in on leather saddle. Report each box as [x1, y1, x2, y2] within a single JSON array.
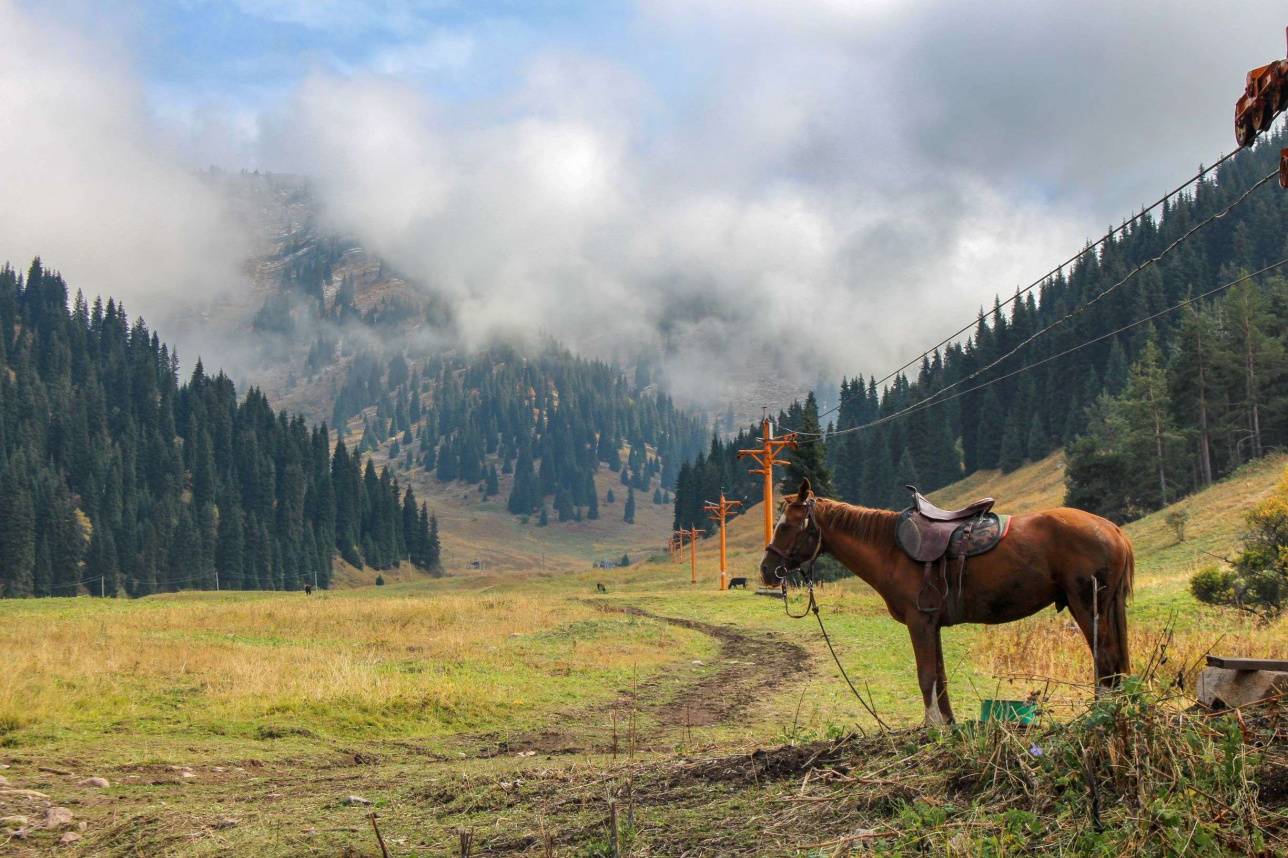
[[896, 486, 1007, 620], [907, 487, 994, 523], [897, 486, 995, 562]]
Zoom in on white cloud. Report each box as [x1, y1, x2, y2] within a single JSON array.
[[9, 0, 1288, 404], [0, 1, 247, 323]]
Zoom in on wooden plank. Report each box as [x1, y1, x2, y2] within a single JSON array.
[[1206, 655, 1288, 672]]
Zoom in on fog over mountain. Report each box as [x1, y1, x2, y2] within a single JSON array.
[[3, 0, 1286, 409]]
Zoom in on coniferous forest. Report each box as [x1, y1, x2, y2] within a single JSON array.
[[674, 129, 1288, 526], [0, 260, 440, 598], [327, 344, 706, 524]]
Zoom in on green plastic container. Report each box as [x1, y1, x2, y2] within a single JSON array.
[[980, 698, 1038, 725]]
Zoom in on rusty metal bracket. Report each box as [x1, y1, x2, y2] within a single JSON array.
[[1234, 28, 1288, 148]]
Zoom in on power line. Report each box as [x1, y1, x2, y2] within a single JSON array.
[[805, 129, 1275, 431], [820, 257, 1288, 438], [791, 163, 1280, 438]]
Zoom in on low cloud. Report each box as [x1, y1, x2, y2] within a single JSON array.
[[0, 2, 248, 337], [5, 0, 1288, 407]]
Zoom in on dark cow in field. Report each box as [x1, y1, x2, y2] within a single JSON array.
[[728, 577, 748, 589]]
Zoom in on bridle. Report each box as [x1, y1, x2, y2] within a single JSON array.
[[765, 497, 824, 619]]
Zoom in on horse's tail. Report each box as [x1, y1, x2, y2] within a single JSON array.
[[1104, 533, 1134, 678]]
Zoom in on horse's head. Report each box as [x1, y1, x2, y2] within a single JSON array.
[[759, 477, 823, 587]]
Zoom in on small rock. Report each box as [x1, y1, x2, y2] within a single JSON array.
[[214, 818, 239, 830], [11, 827, 29, 840], [343, 795, 373, 806], [691, 659, 704, 665], [59, 831, 82, 846], [78, 776, 110, 788], [44, 807, 74, 829], [0, 788, 49, 799]]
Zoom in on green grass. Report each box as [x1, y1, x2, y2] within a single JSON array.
[[2, 452, 1286, 855]]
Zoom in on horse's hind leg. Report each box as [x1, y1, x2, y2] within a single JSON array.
[[1063, 570, 1124, 692]]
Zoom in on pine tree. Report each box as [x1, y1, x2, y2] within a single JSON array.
[[623, 487, 636, 524], [0, 462, 36, 596], [1025, 413, 1047, 462], [973, 388, 1004, 470], [998, 407, 1027, 473], [780, 392, 833, 496]]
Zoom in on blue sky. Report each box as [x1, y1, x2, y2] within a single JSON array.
[[123, 1, 657, 119]]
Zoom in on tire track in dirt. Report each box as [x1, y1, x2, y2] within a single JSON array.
[[467, 602, 810, 757]]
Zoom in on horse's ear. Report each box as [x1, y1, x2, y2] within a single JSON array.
[[798, 477, 812, 498]]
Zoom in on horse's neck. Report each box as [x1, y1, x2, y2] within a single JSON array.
[[819, 519, 900, 595]]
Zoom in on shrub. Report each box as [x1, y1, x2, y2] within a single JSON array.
[[1191, 475, 1288, 620], [375, 574, 385, 586], [1165, 508, 1190, 543]]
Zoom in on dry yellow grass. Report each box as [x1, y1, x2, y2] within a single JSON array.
[[929, 451, 1067, 512], [0, 587, 704, 744], [972, 454, 1288, 703]]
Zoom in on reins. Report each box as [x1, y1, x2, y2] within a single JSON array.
[[771, 500, 891, 731]]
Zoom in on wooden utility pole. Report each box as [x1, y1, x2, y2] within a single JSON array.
[[687, 527, 701, 585], [704, 494, 742, 590], [736, 413, 797, 547], [670, 530, 685, 563]]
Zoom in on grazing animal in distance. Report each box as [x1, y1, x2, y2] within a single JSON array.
[[759, 478, 1133, 726], [728, 577, 748, 589], [303, 583, 314, 596], [596, 582, 607, 593]]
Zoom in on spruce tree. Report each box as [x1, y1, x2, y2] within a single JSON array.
[[0, 462, 36, 596], [780, 392, 833, 496], [998, 407, 1027, 473], [623, 487, 636, 524]]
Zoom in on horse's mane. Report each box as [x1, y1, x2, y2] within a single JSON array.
[[812, 497, 900, 543]]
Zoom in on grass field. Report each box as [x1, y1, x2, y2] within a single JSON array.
[[2, 453, 1286, 855]]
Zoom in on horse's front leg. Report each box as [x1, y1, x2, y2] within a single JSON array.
[[908, 613, 949, 726], [934, 634, 955, 723]]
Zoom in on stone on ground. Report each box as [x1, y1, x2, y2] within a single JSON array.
[[1197, 666, 1288, 709], [44, 807, 74, 829]]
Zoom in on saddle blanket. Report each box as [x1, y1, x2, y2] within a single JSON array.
[[896, 511, 1011, 562]]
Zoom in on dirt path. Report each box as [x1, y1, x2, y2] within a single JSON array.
[[466, 602, 811, 757]]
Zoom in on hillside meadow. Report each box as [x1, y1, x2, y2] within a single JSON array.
[[1, 451, 1286, 854]]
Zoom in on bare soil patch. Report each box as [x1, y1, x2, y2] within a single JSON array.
[[465, 603, 809, 758]]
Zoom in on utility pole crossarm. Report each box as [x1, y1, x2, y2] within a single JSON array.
[[736, 415, 797, 547]]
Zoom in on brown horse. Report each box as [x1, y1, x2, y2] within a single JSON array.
[[759, 478, 1134, 725]]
